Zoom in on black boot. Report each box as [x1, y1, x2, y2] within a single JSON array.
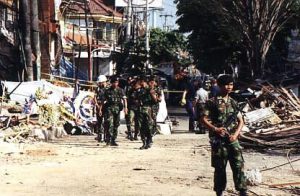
[[128, 132, 134, 141], [239, 189, 248, 196], [146, 137, 152, 149], [110, 138, 118, 146], [216, 191, 223, 196], [140, 140, 146, 150], [133, 133, 138, 140]]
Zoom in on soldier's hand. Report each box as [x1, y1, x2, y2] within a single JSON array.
[[98, 111, 102, 116], [215, 127, 226, 137], [124, 108, 128, 115], [229, 134, 238, 142]]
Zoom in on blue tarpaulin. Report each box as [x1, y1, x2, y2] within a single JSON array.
[[52, 57, 88, 80]]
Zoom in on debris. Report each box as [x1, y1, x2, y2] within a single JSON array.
[[240, 85, 300, 150], [245, 169, 262, 186], [269, 182, 300, 188]]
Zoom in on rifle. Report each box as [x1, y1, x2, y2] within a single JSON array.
[[222, 101, 247, 140]]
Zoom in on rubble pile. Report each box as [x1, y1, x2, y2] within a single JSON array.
[[0, 101, 68, 143], [240, 85, 300, 150]]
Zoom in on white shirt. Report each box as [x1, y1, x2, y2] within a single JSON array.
[[195, 88, 208, 103]]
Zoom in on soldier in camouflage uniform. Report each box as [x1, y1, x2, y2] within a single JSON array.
[[137, 76, 157, 149], [148, 76, 162, 140], [103, 76, 127, 146], [200, 75, 248, 196], [125, 78, 140, 141], [125, 76, 134, 141], [94, 75, 108, 142]]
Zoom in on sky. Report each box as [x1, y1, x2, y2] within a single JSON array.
[[155, 0, 178, 30]]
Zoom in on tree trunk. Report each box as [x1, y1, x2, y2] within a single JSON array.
[[21, 0, 33, 81], [31, 0, 41, 80]]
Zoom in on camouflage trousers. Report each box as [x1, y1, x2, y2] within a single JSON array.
[[151, 105, 159, 136], [138, 106, 154, 142], [211, 140, 247, 192], [104, 107, 121, 140], [96, 108, 104, 134], [125, 108, 139, 135]]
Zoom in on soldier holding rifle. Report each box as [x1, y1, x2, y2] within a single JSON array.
[[201, 75, 248, 196]]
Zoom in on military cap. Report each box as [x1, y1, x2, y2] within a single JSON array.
[[110, 76, 120, 83], [148, 75, 157, 82], [217, 74, 234, 86]]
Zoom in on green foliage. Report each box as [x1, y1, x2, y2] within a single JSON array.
[[175, 0, 242, 74], [149, 28, 188, 65], [117, 28, 188, 73], [175, 0, 300, 77]]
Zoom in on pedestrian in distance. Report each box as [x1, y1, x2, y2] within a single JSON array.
[[181, 78, 200, 132], [194, 80, 209, 134], [200, 74, 248, 196]]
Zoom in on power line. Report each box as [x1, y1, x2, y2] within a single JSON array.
[[159, 13, 173, 31]]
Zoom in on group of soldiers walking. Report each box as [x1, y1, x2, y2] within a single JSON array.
[[94, 74, 161, 149]]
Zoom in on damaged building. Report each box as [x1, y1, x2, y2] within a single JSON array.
[[0, 0, 20, 81]]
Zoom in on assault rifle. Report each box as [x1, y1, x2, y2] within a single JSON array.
[[222, 101, 247, 140]]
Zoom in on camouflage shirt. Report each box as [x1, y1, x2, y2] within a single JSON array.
[[203, 96, 240, 136], [104, 87, 126, 107], [95, 86, 106, 104], [127, 87, 139, 110], [137, 87, 152, 107]]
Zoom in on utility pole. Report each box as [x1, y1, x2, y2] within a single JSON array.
[[21, 0, 33, 81], [159, 13, 173, 31], [126, 0, 132, 41], [84, 0, 91, 81], [31, 0, 41, 80], [145, 0, 150, 69]]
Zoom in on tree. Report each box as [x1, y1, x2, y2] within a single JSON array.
[[176, 0, 299, 79], [175, 0, 241, 74], [116, 28, 188, 74], [149, 28, 188, 65], [221, 0, 298, 78]]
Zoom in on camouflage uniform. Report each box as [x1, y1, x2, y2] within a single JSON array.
[[95, 86, 106, 142], [203, 96, 247, 193], [126, 85, 140, 140], [137, 87, 155, 149], [103, 86, 125, 144], [150, 86, 162, 136]]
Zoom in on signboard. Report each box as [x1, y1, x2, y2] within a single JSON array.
[[115, 0, 163, 8]]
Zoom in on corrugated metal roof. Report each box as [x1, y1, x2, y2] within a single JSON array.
[[61, 0, 123, 18]]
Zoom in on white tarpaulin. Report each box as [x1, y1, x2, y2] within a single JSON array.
[[115, 0, 163, 8], [3, 80, 169, 124], [3, 80, 94, 117]]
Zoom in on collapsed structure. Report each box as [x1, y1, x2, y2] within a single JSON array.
[[240, 84, 300, 150]]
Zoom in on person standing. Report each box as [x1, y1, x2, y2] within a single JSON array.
[[94, 75, 108, 142], [194, 81, 209, 134], [200, 75, 247, 196], [125, 78, 140, 141], [181, 78, 200, 132], [104, 76, 127, 146], [148, 76, 162, 138], [137, 76, 157, 149], [210, 78, 220, 98]]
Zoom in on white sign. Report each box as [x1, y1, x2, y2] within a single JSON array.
[[115, 0, 163, 8]]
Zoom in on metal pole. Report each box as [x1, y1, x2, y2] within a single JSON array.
[[84, 0, 92, 81], [126, 0, 132, 41], [145, 0, 150, 69], [31, 0, 41, 80]]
